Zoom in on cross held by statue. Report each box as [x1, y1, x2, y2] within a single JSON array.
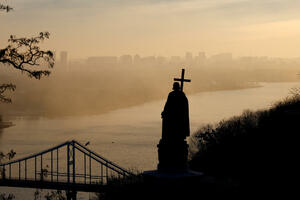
[[174, 69, 191, 91]]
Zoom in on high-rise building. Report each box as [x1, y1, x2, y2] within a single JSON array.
[[120, 55, 133, 65], [156, 56, 166, 65], [141, 56, 156, 65], [133, 54, 141, 65], [198, 52, 206, 60], [211, 53, 232, 63], [185, 52, 193, 63], [170, 56, 181, 64], [60, 51, 68, 66], [195, 52, 206, 64], [87, 56, 118, 66]]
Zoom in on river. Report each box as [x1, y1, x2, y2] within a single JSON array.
[[0, 82, 299, 199]]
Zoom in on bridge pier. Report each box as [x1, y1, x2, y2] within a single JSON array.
[[66, 190, 77, 200]]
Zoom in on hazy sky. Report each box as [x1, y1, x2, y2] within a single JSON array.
[[1, 0, 300, 59]]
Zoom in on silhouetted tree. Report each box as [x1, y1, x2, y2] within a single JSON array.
[[0, 5, 54, 103], [0, 193, 15, 200], [44, 191, 66, 200], [0, 84, 16, 103], [0, 32, 54, 102], [0, 5, 53, 199], [0, 150, 16, 179]]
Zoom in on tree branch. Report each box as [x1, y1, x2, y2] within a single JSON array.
[[0, 84, 16, 103], [0, 32, 54, 103], [0, 4, 13, 12], [0, 32, 54, 79]]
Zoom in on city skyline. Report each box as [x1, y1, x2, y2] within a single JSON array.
[[56, 50, 300, 65]]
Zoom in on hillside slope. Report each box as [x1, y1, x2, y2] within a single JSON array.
[[189, 92, 300, 196]]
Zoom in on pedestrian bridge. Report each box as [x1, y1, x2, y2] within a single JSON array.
[[0, 140, 134, 194]]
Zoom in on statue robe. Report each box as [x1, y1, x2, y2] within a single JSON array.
[[161, 90, 190, 141]]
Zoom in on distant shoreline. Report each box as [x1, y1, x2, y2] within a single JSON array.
[[0, 82, 261, 119]]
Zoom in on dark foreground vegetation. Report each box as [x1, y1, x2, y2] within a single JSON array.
[[189, 91, 300, 198]]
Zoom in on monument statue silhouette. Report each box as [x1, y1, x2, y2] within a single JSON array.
[[161, 82, 190, 141], [143, 69, 204, 199], [142, 69, 209, 199], [158, 69, 191, 171]]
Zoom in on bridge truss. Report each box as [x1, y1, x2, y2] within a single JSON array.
[[0, 140, 134, 198]]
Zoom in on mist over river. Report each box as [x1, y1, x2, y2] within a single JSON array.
[[0, 82, 298, 198], [1, 82, 298, 171]]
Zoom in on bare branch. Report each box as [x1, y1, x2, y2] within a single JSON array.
[[0, 149, 16, 163], [0, 32, 55, 79], [0, 4, 13, 12], [1, 31, 54, 103], [0, 84, 16, 103]]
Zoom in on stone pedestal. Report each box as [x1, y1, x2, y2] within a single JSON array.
[[142, 138, 205, 199], [157, 139, 188, 172], [143, 169, 204, 182], [142, 170, 205, 200]]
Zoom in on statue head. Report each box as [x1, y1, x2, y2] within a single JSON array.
[[173, 82, 180, 91]]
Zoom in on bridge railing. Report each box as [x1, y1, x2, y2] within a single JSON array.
[[0, 140, 134, 185]]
